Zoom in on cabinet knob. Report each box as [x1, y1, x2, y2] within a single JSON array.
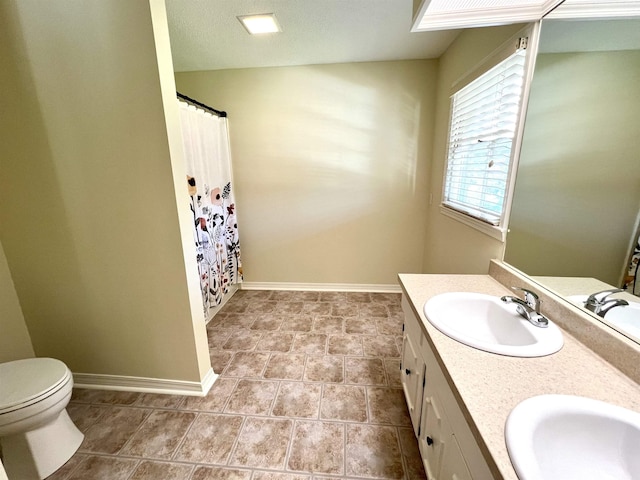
[[405, 368, 411, 375], [426, 436, 434, 446]]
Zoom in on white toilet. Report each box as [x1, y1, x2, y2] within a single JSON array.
[[0, 358, 83, 480]]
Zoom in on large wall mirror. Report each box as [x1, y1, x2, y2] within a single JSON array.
[[504, 10, 640, 343]]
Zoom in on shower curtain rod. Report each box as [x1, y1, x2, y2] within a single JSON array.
[[177, 92, 227, 118]]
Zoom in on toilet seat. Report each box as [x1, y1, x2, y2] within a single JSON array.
[[0, 358, 72, 415]]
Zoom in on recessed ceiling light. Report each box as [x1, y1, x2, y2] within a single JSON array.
[[237, 13, 281, 35]]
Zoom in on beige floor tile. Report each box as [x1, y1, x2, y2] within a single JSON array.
[[291, 333, 327, 355], [256, 332, 295, 352], [225, 379, 279, 415], [245, 300, 279, 313], [210, 350, 234, 373], [181, 378, 237, 412], [345, 357, 387, 385], [190, 466, 252, 480], [318, 292, 347, 302], [65, 455, 138, 480], [304, 356, 344, 383], [224, 351, 271, 377], [359, 303, 389, 318], [287, 421, 344, 474], [71, 389, 140, 405], [312, 316, 344, 334], [290, 291, 320, 302], [64, 290, 415, 479], [345, 292, 371, 303], [280, 315, 314, 332], [219, 313, 256, 329], [345, 424, 404, 479], [229, 417, 293, 469], [270, 291, 298, 301], [330, 303, 358, 317], [235, 290, 272, 301], [384, 359, 402, 388], [67, 404, 108, 433], [327, 335, 363, 356], [173, 413, 244, 464], [251, 313, 285, 331], [220, 301, 249, 314], [252, 473, 310, 480], [276, 301, 304, 314], [208, 329, 232, 349], [320, 385, 367, 422], [398, 427, 428, 480], [222, 330, 263, 351], [135, 393, 185, 409], [367, 388, 412, 426], [362, 335, 400, 357], [263, 353, 306, 380], [129, 460, 193, 480], [369, 293, 402, 304], [272, 382, 322, 418], [121, 410, 196, 459], [45, 453, 87, 480], [376, 317, 403, 336], [344, 318, 377, 335], [301, 302, 332, 315], [79, 406, 150, 454]]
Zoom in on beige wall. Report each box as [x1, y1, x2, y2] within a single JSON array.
[[504, 51, 640, 285], [422, 24, 525, 274], [0, 240, 34, 363], [176, 60, 437, 285], [0, 1, 209, 381]]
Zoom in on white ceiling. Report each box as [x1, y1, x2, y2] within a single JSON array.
[[165, 0, 461, 72]]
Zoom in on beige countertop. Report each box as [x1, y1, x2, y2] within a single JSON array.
[[398, 273, 640, 480]]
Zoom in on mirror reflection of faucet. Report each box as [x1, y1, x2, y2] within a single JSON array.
[[583, 288, 630, 318], [501, 287, 549, 328]]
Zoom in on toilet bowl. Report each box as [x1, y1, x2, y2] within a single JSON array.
[[0, 358, 84, 480]]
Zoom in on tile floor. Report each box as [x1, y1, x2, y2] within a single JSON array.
[[50, 290, 427, 480]]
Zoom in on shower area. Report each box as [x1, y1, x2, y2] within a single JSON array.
[[177, 93, 243, 321]]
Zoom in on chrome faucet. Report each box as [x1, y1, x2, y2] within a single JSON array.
[[501, 287, 549, 328], [583, 288, 629, 318]]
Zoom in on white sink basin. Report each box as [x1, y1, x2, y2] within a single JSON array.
[[506, 395, 640, 480], [423, 292, 563, 357]]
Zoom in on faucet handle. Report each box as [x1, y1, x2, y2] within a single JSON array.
[[586, 288, 623, 306], [511, 287, 541, 313]]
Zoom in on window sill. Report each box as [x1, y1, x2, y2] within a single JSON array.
[[439, 205, 507, 242]]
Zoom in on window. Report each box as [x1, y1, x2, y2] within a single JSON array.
[[441, 32, 534, 240]]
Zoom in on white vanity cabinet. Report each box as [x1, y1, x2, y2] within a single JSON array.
[[401, 295, 494, 480]]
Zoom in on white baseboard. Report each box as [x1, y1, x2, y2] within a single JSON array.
[[73, 367, 217, 397], [240, 282, 401, 293]]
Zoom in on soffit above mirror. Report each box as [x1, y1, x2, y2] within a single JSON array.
[[412, 0, 562, 31]]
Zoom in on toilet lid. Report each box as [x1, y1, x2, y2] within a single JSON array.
[[0, 358, 71, 411]]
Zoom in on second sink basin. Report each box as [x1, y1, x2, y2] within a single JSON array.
[[423, 292, 563, 357], [506, 394, 640, 479]]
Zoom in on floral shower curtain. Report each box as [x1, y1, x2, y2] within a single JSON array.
[[624, 232, 640, 295], [178, 100, 242, 317]]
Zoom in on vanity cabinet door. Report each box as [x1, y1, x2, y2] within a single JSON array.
[[401, 333, 425, 436], [440, 433, 473, 480], [419, 388, 445, 479]]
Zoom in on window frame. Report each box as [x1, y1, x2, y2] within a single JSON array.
[[440, 23, 541, 242]]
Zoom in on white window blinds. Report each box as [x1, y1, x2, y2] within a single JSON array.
[[443, 45, 527, 226]]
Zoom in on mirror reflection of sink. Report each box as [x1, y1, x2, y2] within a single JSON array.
[[423, 292, 563, 357], [506, 394, 640, 480], [568, 295, 640, 340]]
